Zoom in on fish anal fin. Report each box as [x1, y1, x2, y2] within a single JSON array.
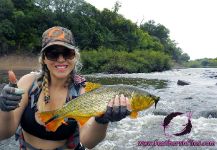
[[74, 117, 91, 126], [85, 82, 102, 92], [96, 112, 104, 117], [130, 111, 138, 119]]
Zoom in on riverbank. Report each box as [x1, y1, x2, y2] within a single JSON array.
[[0, 54, 39, 70]]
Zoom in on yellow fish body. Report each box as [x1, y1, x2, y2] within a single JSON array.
[[37, 83, 160, 132]]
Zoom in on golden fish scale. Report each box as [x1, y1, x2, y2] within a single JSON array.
[[58, 85, 157, 118]]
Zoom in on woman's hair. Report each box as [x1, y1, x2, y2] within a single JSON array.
[[37, 46, 82, 105]]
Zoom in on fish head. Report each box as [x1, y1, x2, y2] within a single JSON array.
[[130, 91, 160, 111]]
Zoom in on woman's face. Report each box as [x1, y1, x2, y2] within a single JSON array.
[[43, 45, 76, 79]]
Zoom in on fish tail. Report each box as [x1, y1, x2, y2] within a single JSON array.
[[37, 110, 57, 123], [130, 111, 138, 119], [45, 117, 66, 132], [37, 110, 66, 132], [154, 96, 160, 109]]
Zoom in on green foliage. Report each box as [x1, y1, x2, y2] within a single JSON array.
[[0, 0, 14, 19], [112, 1, 121, 13], [81, 48, 172, 74], [140, 20, 169, 42], [1, 0, 188, 73], [70, 3, 104, 49], [35, 0, 85, 13], [140, 20, 190, 63], [12, 0, 35, 10], [0, 19, 15, 54], [0, 0, 15, 54], [184, 58, 217, 68]]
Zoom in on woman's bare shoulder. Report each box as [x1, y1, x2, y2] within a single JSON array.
[[17, 72, 40, 89]]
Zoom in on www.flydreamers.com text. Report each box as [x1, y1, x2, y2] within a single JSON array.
[[138, 140, 215, 147]]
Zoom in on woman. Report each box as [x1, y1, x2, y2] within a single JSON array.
[[0, 26, 131, 149]]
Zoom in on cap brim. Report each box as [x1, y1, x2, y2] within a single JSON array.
[[41, 41, 76, 52]]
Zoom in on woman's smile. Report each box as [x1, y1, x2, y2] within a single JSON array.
[[55, 64, 68, 72]]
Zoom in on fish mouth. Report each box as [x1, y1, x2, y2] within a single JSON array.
[[154, 96, 160, 109]]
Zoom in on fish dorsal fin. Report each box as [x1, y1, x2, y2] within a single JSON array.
[[85, 82, 102, 92]]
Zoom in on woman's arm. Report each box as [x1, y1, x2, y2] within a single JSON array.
[[78, 87, 107, 148], [79, 117, 108, 149], [0, 73, 35, 140], [79, 88, 131, 149]]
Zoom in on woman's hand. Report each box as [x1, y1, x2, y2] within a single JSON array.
[[95, 94, 131, 124], [0, 84, 24, 112]]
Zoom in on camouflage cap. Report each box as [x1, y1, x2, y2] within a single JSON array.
[[41, 26, 76, 52]]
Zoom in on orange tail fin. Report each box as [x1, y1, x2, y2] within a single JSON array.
[[37, 111, 56, 123], [37, 111, 66, 132], [45, 118, 67, 132], [130, 111, 138, 119]]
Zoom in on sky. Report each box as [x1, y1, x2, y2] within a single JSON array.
[[85, 0, 217, 60]]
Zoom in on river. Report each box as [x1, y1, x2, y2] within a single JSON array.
[[0, 68, 217, 150]]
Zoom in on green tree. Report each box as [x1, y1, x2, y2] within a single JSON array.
[[140, 20, 169, 43], [34, 0, 85, 13], [180, 53, 190, 62], [12, 0, 34, 10], [112, 1, 121, 13], [0, 0, 14, 19], [0, 0, 15, 54]]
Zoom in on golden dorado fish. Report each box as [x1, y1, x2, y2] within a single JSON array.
[[37, 83, 160, 132]]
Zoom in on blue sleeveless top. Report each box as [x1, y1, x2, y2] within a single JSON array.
[[20, 75, 85, 141]]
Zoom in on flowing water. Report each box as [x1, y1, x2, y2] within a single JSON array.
[[0, 68, 217, 150]]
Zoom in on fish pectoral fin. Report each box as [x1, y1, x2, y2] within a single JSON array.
[[85, 82, 102, 92], [75, 117, 91, 126], [130, 111, 138, 119]]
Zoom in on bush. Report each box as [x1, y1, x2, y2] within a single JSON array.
[[80, 48, 172, 74]]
